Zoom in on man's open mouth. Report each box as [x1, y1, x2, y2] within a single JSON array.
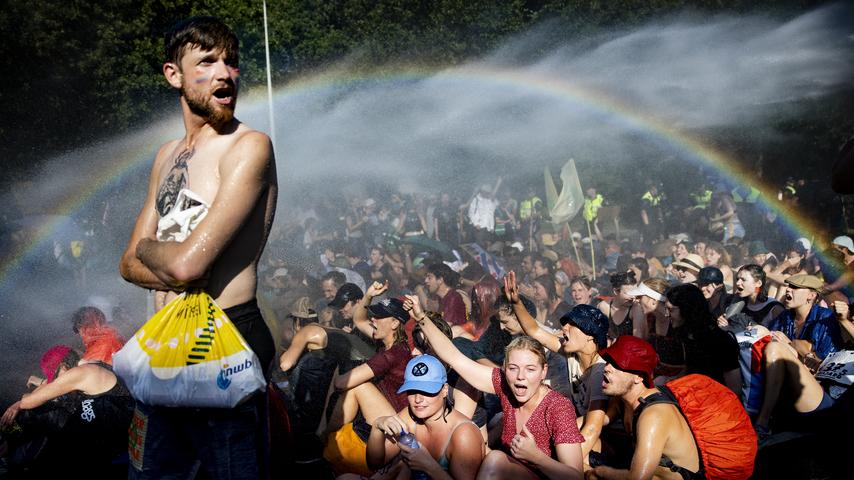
[[212, 86, 234, 104]]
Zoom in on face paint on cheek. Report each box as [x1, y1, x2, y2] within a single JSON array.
[[194, 77, 210, 84]]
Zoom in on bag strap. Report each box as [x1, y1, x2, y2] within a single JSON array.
[[633, 387, 706, 478]]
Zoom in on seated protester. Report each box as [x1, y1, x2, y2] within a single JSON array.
[[598, 271, 643, 342], [504, 271, 610, 466], [767, 274, 844, 363], [664, 284, 741, 395], [71, 306, 125, 365], [626, 278, 670, 341], [409, 295, 585, 480], [703, 242, 734, 292], [670, 253, 703, 286], [721, 264, 784, 328], [423, 263, 468, 327], [455, 278, 501, 341], [453, 293, 536, 367], [322, 282, 411, 477], [279, 297, 375, 435], [766, 241, 809, 300], [590, 337, 701, 480], [412, 311, 488, 445], [1, 345, 134, 476], [624, 279, 685, 383], [696, 267, 731, 319], [328, 282, 366, 331], [753, 296, 852, 441], [568, 276, 597, 308], [531, 274, 572, 331], [343, 355, 484, 480]]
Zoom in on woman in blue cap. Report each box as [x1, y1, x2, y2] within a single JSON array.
[[406, 295, 584, 480], [504, 271, 609, 468], [352, 355, 484, 480]]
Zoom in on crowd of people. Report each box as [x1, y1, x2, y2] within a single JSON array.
[[1, 15, 853, 480], [254, 173, 853, 479]]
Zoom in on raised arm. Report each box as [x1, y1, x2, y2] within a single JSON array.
[[353, 281, 389, 338], [505, 271, 561, 352], [404, 295, 496, 394], [135, 132, 274, 285]]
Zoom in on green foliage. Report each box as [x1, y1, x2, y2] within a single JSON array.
[[0, 0, 840, 179]]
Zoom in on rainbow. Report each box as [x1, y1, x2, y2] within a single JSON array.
[[0, 65, 828, 287]]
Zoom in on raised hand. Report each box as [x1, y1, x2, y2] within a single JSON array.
[[504, 271, 520, 304], [366, 280, 389, 299]]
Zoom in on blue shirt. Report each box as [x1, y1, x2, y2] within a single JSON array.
[[768, 305, 843, 359]]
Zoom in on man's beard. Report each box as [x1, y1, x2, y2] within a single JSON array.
[[182, 84, 236, 128]]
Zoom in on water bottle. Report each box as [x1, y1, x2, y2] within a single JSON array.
[[398, 431, 429, 480]]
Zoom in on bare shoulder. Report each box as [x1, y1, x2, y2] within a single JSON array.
[[637, 402, 682, 432], [228, 126, 273, 160]]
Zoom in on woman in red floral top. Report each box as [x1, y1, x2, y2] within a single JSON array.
[[406, 295, 584, 480]]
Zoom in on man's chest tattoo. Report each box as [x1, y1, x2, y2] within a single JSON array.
[[155, 147, 194, 216]]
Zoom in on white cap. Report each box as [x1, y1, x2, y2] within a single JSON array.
[[833, 236, 854, 253]]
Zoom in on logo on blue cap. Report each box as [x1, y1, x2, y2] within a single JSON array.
[[412, 362, 429, 376], [397, 355, 447, 395]]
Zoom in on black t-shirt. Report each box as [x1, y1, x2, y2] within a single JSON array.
[[683, 327, 740, 383]]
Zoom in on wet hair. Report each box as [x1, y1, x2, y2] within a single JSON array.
[[609, 270, 637, 290], [643, 277, 671, 297], [503, 336, 548, 370], [471, 278, 501, 332], [495, 291, 537, 318], [321, 270, 346, 287], [413, 311, 453, 352], [736, 264, 768, 302], [72, 306, 107, 334], [533, 256, 555, 276], [628, 257, 649, 281], [532, 275, 559, 302], [427, 263, 460, 288], [294, 314, 320, 329], [165, 16, 239, 67], [665, 284, 715, 335], [570, 276, 593, 290], [705, 242, 731, 266]]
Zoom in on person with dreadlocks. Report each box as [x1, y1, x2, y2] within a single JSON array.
[[341, 355, 484, 480]]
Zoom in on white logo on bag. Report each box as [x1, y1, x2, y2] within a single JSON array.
[[81, 399, 95, 422]]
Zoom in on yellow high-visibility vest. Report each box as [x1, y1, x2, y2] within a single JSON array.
[[642, 191, 662, 207], [691, 190, 712, 209], [520, 196, 542, 220], [583, 194, 603, 222]]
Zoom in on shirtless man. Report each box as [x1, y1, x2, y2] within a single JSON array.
[[587, 336, 701, 480], [119, 17, 276, 479]]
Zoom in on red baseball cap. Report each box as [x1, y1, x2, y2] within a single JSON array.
[[599, 336, 658, 387]]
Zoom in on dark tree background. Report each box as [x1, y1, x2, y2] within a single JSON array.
[[0, 0, 850, 187]]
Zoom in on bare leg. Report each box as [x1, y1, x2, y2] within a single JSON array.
[[476, 450, 542, 480], [324, 382, 395, 436], [755, 341, 825, 428]]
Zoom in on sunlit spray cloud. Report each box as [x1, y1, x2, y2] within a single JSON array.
[[1, 4, 852, 400]]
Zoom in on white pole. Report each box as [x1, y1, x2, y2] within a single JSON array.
[[263, 0, 276, 151]]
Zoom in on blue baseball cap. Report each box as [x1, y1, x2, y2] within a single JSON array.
[[397, 355, 447, 395]]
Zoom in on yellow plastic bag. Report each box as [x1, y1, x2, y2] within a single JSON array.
[[113, 291, 265, 407]]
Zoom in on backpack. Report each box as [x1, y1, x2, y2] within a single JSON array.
[[634, 374, 757, 480]]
